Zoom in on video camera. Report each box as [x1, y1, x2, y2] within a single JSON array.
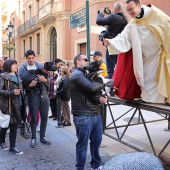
[[103, 7, 111, 15], [97, 7, 114, 44], [98, 7, 111, 15], [99, 30, 107, 42]]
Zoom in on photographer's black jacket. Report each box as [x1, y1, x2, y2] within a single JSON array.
[[96, 12, 128, 38], [70, 68, 104, 116]]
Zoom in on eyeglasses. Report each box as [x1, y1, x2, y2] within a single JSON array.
[[79, 58, 89, 62]]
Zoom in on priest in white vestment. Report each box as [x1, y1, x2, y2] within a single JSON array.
[[104, 0, 170, 104]]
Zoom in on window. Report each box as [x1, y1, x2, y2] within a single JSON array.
[[80, 43, 86, 55], [77, 24, 86, 32], [22, 11, 25, 23], [36, 0, 40, 16], [12, 18, 15, 37], [37, 33, 40, 55], [28, 5, 32, 18], [79, 24, 86, 28], [2, 48, 7, 55], [14, 43, 16, 59], [29, 37, 32, 50], [23, 40, 25, 57]]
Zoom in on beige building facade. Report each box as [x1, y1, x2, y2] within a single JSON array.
[[16, 0, 75, 65], [1, 0, 170, 65]]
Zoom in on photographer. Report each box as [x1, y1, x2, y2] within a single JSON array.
[[96, 2, 128, 95]]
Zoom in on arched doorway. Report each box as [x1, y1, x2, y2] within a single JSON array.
[[50, 27, 57, 61]]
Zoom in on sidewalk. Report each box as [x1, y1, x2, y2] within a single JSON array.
[[0, 113, 111, 170], [0, 104, 169, 170]]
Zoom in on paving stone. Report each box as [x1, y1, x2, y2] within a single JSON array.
[[0, 119, 111, 170]]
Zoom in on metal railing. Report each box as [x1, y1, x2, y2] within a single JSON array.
[[17, 15, 38, 36]]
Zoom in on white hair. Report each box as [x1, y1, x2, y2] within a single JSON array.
[[114, 2, 123, 12]]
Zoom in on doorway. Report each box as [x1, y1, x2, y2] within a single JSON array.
[[50, 27, 57, 61]]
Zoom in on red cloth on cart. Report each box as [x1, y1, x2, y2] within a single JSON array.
[[112, 49, 141, 100]]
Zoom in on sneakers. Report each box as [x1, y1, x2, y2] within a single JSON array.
[[40, 137, 51, 145], [63, 121, 72, 126], [91, 166, 103, 170], [61, 120, 66, 125], [9, 147, 23, 155], [0, 143, 9, 151], [30, 138, 36, 148]]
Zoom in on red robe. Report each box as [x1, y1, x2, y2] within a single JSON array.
[[112, 49, 141, 100]]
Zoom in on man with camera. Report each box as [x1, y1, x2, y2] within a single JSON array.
[[18, 49, 51, 148], [70, 54, 107, 170], [96, 2, 128, 87]]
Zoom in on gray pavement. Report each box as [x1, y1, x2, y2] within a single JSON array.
[[0, 104, 170, 170], [0, 114, 111, 170]]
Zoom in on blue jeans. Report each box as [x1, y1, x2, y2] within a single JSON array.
[[106, 48, 117, 79], [73, 115, 103, 170]]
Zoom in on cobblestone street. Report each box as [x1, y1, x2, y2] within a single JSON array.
[[0, 117, 111, 170], [0, 104, 170, 170]]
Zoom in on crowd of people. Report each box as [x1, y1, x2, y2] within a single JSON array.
[[0, 50, 73, 152], [0, 0, 170, 169], [0, 48, 108, 170]]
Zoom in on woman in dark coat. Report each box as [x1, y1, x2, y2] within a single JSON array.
[[55, 66, 71, 126], [0, 59, 26, 155]]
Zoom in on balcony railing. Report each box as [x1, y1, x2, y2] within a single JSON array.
[[39, 0, 58, 20], [17, 15, 38, 36]]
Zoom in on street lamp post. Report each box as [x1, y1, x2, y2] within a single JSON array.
[[6, 22, 14, 58]]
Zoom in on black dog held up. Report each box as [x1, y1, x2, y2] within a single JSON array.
[[21, 61, 57, 85]]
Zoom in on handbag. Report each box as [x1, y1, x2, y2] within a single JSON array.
[[0, 80, 11, 128], [19, 121, 32, 139], [0, 110, 10, 128]]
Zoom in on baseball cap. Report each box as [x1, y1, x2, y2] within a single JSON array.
[[92, 51, 102, 57]]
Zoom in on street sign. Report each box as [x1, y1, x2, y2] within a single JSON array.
[[70, 16, 86, 29], [70, 8, 86, 29]]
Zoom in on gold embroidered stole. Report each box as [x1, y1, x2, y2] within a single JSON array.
[[131, 5, 170, 103]]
